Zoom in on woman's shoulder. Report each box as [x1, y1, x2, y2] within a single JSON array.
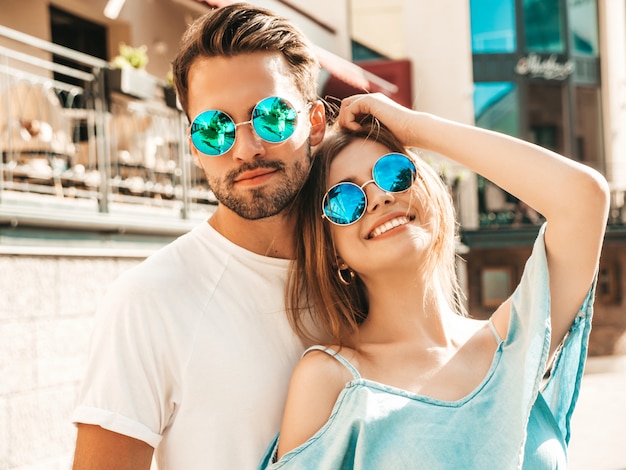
[[277, 346, 356, 459], [286, 346, 359, 419], [297, 345, 359, 383]]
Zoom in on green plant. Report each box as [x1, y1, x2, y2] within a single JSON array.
[[112, 43, 149, 70], [165, 69, 174, 87]]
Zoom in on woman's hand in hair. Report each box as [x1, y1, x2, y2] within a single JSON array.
[[337, 93, 422, 148]]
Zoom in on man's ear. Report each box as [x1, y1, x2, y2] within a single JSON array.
[[308, 100, 326, 147]]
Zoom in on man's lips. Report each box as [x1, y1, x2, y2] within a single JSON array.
[[234, 168, 277, 185]]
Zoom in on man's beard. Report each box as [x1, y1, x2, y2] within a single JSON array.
[[207, 150, 311, 220]]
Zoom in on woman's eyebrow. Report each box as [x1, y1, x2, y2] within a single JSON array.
[[329, 175, 360, 186]]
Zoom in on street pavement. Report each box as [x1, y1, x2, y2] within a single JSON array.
[[568, 355, 626, 470]]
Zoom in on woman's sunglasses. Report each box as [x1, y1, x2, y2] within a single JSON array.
[[322, 153, 417, 226], [190, 96, 306, 156]]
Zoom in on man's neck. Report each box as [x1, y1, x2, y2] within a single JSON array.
[[208, 206, 296, 259]]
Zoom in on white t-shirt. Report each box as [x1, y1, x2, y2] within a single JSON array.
[[72, 220, 305, 469]]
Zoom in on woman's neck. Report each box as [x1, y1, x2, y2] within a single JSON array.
[[356, 273, 453, 347]]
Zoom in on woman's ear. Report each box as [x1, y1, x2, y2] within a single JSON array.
[[308, 100, 326, 147]]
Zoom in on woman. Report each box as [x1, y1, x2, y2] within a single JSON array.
[[260, 93, 609, 469]]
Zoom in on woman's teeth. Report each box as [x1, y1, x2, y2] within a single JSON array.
[[369, 216, 410, 239]]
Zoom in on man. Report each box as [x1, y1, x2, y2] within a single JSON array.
[[71, 4, 326, 469]]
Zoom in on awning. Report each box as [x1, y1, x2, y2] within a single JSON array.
[[195, 0, 400, 98], [311, 45, 397, 94], [321, 58, 412, 108]]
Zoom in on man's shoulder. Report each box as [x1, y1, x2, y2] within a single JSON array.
[[138, 222, 223, 272]]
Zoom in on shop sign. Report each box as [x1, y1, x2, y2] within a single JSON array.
[[515, 54, 575, 80]]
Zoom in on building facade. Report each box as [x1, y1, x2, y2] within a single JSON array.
[[462, 0, 626, 356]]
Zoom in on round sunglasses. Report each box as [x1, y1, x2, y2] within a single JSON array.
[[322, 153, 417, 226], [190, 96, 306, 156]]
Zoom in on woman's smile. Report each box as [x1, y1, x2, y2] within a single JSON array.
[[367, 215, 414, 239]]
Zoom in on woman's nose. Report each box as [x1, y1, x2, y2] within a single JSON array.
[[363, 181, 394, 212]]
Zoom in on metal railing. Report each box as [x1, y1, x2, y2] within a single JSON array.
[[2, 25, 622, 237], [0, 25, 214, 236]]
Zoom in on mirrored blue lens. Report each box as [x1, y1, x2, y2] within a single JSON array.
[[252, 97, 298, 143], [373, 153, 417, 192], [323, 153, 417, 226], [323, 183, 366, 225], [190, 110, 236, 156]]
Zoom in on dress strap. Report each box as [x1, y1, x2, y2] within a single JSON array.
[[488, 317, 503, 344], [303, 345, 361, 380]]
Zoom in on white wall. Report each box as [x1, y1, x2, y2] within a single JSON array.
[[402, 0, 474, 122], [599, 0, 626, 189], [259, 0, 352, 58], [403, 0, 479, 228], [350, 0, 406, 59], [0, 252, 144, 468]]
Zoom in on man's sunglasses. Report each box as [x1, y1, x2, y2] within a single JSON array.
[[322, 153, 417, 226], [190, 96, 306, 156]]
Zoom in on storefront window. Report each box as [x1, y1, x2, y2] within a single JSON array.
[[575, 86, 603, 170], [527, 83, 565, 153], [474, 83, 529, 227], [474, 82, 519, 137], [470, 0, 516, 53], [568, 0, 599, 56], [524, 0, 565, 53]]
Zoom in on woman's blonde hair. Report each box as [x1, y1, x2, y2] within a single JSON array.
[[286, 117, 464, 346]]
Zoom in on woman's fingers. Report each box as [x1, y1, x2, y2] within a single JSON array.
[[337, 93, 417, 146], [337, 94, 374, 131]]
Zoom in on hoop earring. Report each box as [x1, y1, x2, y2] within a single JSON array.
[[337, 263, 355, 286]]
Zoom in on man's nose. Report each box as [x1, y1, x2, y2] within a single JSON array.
[[230, 121, 266, 161]]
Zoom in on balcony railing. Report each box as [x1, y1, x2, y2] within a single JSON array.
[[0, 25, 215, 237], [2, 25, 622, 238], [476, 163, 626, 229]]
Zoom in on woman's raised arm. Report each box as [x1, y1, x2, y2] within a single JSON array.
[[337, 93, 610, 355]]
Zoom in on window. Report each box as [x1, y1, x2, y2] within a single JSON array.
[[527, 83, 565, 153], [470, 0, 517, 53], [474, 82, 520, 137], [568, 0, 599, 56], [597, 263, 621, 305], [574, 86, 603, 168], [481, 267, 513, 307], [524, 0, 565, 53]]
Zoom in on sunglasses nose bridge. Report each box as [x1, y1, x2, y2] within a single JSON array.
[[233, 119, 253, 130], [230, 119, 266, 159], [362, 179, 395, 212], [359, 179, 375, 191]]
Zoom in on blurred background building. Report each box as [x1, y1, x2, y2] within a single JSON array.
[[0, 0, 624, 467]]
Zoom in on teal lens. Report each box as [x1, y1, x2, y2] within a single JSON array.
[[190, 110, 236, 156], [322, 153, 417, 226], [190, 97, 300, 157], [252, 97, 298, 143]]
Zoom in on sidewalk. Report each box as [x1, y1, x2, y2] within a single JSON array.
[[568, 355, 626, 470]]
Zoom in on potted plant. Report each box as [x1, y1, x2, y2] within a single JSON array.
[[106, 43, 156, 100], [163, 69, 179, 110]]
